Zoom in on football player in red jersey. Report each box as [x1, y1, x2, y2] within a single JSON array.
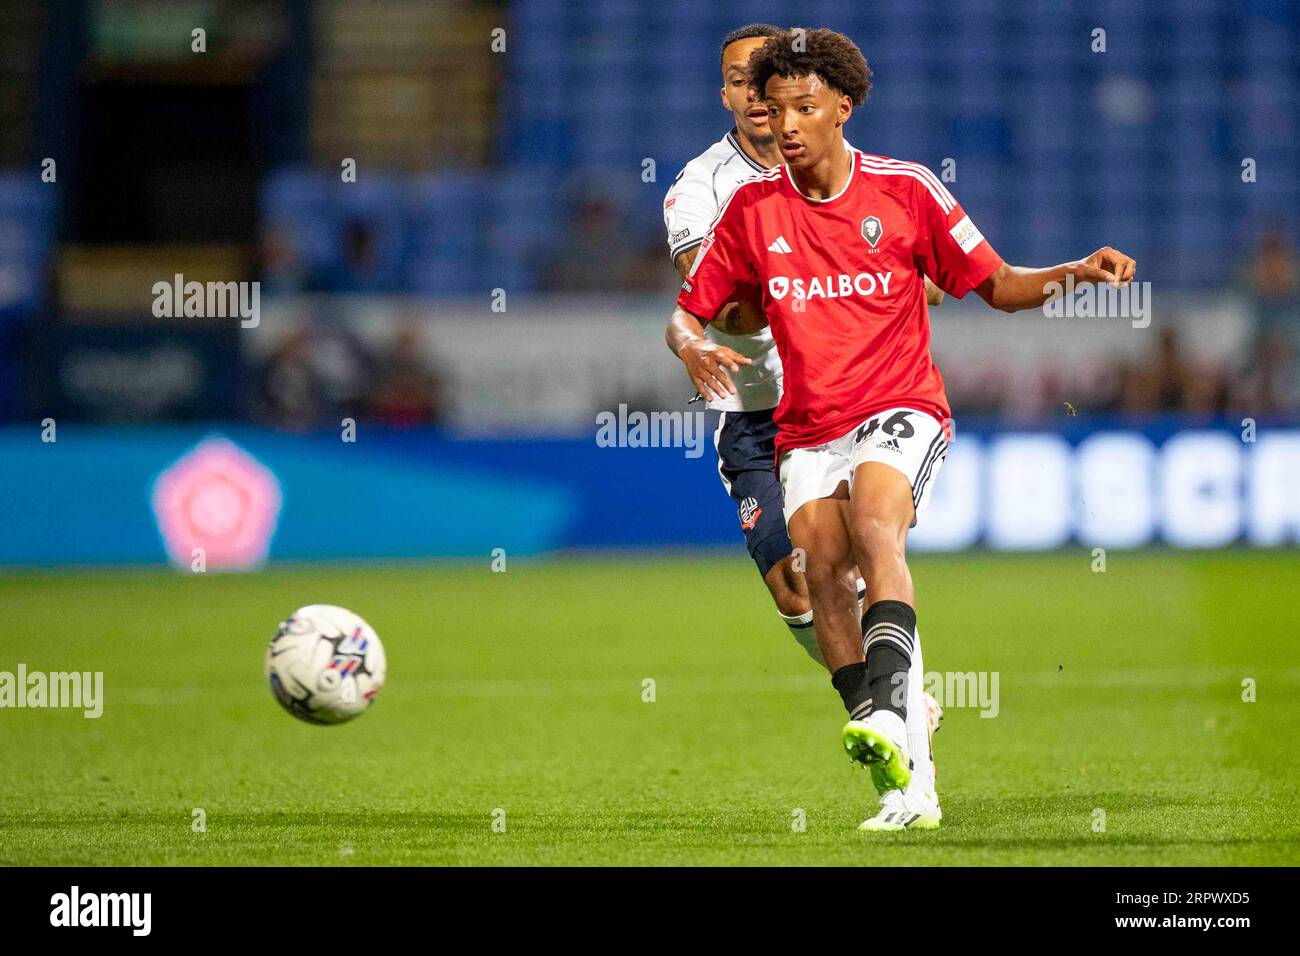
[[665, 24, 941, 668], [665, 25, 946, 831], [673, 28, 1134, 831]]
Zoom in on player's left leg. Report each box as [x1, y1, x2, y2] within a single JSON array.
[[906, 629, 941, 794]]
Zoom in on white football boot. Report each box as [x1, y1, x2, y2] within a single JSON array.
[[859, 785, 942, 832]]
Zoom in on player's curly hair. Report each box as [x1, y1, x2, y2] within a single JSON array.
[[747, 28, 873, 106]]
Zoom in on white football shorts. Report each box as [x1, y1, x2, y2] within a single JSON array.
[[779, 407, 949, 527]]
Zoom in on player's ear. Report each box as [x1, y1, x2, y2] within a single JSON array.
[[839, 95, 853, 126], [720, 85, 729, 111]]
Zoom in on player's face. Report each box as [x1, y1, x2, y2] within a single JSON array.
[[719, 37, 775, 146], [764, 72, 851, 169]]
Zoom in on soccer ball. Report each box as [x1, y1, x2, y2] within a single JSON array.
[[264, 605, 387, 724]]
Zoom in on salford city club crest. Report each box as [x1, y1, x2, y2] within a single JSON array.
[[861, 215, 883, 248]]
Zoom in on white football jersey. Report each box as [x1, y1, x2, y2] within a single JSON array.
[[664, 129, 780, 412]]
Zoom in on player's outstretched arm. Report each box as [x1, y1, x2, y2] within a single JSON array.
[[666, 304, 753, 400], [665, 246, 753, 400], [975, 246, 1135, 313]]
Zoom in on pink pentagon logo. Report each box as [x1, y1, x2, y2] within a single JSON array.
[[151, 437, 282, 570]]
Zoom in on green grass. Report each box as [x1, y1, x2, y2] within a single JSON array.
[[1, 551, 1297, 866]]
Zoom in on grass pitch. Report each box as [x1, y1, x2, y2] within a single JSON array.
[[1, 551, 1297, 866]]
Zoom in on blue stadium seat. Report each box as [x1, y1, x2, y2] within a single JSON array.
[[405, 173, 496, 296], [262, 0, 1300, 295]]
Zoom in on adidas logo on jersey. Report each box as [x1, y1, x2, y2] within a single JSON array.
[[875, 438, 902, 453], [766, 236, 793, 254]]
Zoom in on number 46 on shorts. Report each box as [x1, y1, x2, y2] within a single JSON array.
[[779, 406, 949, 527]]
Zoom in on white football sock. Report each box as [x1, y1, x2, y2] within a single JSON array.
[[779, 609, 825, 667], [783, 578, 867, 670], [904, 626, 936, 795]]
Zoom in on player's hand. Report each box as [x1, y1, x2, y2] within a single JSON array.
[[923, 277, 945, 307], [677, 339, 752, 401], [1071, 246, 1136, 287]]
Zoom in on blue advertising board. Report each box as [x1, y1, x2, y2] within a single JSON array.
[[0, 418, 1295, 566]]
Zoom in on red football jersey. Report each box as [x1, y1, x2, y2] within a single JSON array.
[[677, 150, 1003, 458]]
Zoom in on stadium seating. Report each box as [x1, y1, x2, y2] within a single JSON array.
[[255, 0, 1300, 293]]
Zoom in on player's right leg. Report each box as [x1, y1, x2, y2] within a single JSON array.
[[764, 554, 822, 664], [782, 445, 912, 795], [844, 496, 939, 800], [858, 608, 942, 831], [712, 409, 823, 663], [786, 495, 861, 670], [840, 461, 919, 796], [842, 410, 950, 818]]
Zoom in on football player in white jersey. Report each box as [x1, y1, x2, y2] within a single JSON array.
[[663, 24, 945, 830]]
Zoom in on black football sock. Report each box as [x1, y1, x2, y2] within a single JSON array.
[[861, 599, 916, 722], [831, 661, 872, 723]]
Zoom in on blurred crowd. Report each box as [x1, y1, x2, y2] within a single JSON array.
[[541, 197, 674, 295], [951, 230, 1299, 419], [248, 220, 1300, 428], [252, 314, 446, 430]]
